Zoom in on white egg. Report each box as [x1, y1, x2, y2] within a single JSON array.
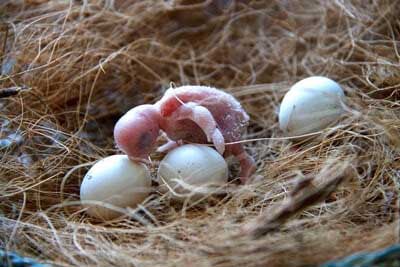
[[80, 155, 151, 220], [279, 76, 346, 137], [157, 144, 228, 200]]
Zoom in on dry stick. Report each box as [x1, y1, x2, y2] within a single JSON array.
[[0, 22, 8, 68], [0, 23, 26, 98], [242, 173, 346, 239], [0, 86, 24, 98]]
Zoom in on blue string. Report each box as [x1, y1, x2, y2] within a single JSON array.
[[321, 244, 400, 267], [0, 250, 49, 267], [2, 244, 399, 267]]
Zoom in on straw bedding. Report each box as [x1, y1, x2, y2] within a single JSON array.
[[0, 0, 399, 266]]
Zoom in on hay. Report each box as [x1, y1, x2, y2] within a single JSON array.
[[0, 0, 399, 266]]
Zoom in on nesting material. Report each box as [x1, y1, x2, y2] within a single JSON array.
[[1, 1, 399, 267]]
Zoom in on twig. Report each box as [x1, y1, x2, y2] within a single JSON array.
[[242, 172, 346, 238], [0, 86, 26, 98], [0, 22, 8, 69]]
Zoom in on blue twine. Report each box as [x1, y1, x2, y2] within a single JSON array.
[[321, 244, 400, 267], [1, 244, 399, 267], [0, 250, 49, 267]]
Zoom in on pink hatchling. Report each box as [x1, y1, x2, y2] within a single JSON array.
[[113, 85, 256, 183]]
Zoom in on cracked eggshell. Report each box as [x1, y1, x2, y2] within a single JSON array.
[[80, 155, 152, 220], [157, 144, 228, 200], [279, 76, 346, 138]]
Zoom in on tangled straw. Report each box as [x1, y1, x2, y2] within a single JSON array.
[[0, 1, 399, 266]]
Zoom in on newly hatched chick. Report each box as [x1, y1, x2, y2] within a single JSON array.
[[114, 85, 256, 183]]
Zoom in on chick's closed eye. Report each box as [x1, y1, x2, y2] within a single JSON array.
[[137, 132, 153, 150]]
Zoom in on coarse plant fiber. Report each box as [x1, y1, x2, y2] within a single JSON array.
[[0, 0, 399, 266]]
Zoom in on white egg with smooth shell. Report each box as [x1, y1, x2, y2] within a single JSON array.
[[158, 144, 228, 200], [279, 76, 345, 137], [80, 155, 151, 220]]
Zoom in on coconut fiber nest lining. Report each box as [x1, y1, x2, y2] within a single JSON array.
[[0, 0, 399, 266]]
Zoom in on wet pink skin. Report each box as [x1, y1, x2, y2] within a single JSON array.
[[114, 86, 256, 183]]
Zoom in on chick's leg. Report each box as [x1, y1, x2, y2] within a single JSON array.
[[228, 143, 256, 183], [157, 140, 179, 153], [157, 133, 183, 153], [173, 102, 225, 154]]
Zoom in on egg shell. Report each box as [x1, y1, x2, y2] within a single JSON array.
[[279, 76, 345, 137], [80, 155, 151, 220], [157, 144, 228, 200]]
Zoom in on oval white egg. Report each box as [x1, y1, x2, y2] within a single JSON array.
[[157, 144, 228, 200], [80, 155, 152, 220], [279, 76, 346, 137]]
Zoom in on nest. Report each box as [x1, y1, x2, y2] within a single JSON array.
[[0, 0, 399, 266]]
